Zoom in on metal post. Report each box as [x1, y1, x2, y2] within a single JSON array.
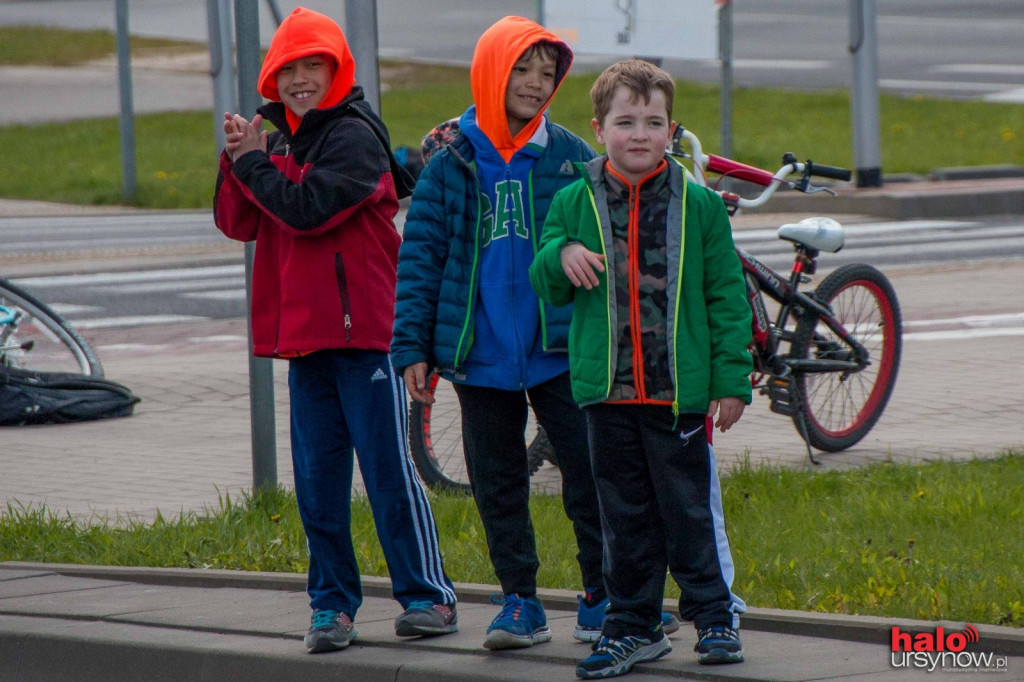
[[234, 0, 278, 490], [207, 0, 236, 154], [718, 0, 734, 160], [345, 1, 381, 113], [114, 0, 136, 201], [264, 0, 284, 25], [849, 0, 883, 187]]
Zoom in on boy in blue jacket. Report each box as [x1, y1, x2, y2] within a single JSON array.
[[393, 16, 651, 650]]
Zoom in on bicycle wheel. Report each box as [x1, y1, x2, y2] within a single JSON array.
[[0, 278, 103, 376], [789, 263, 901, 452], [408, 372, 554, 494]]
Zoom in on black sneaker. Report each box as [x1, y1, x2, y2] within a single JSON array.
[[694, 625, 744, 664], [304, 609, 356, 653], [394, 600, 459, 636], [576, 632, 671, 679]]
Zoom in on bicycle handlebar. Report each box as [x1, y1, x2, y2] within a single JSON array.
[[671, 127, 851, 210]]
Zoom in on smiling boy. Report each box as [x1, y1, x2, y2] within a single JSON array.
[[214, 6, 457, 655], [392, 16, 609, 650], [530, 59, 753, 678]]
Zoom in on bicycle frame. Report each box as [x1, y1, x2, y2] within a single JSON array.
[[740, 246, 869, 381], [671, 127, 900, 463]]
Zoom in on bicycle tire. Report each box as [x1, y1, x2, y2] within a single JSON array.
[[790, 263, 901, 452], [0, 278, 103, 376], [408, 372, 555, 494]]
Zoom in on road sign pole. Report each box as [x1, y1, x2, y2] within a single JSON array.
[[234, 0, 278, 491], [114, 0, 136, 202], [849, 0, 883, 187], [345, 1, 381, 113]]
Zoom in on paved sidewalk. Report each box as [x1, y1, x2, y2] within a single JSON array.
[[2, 563, 1022, 681]]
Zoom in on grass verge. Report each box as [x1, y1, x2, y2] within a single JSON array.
[[3, 452, 1022, 628], [0, 29, 1022, 208], [0, 26, 203, 67]]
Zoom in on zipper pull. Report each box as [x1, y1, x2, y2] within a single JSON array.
[[344, 314, 352, 342]]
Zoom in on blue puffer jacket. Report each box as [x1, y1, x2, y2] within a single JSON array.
[[392, 122, 595, 381]]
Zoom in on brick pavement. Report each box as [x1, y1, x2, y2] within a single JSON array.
[[2, 255, 1022, 523]]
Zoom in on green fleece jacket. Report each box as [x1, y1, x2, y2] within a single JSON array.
[[528, 155, 753, 413]]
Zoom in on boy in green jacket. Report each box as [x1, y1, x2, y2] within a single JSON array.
[[529, 59, 753, 679]]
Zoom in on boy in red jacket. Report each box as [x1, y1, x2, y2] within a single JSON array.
[[214, 7, 456, 654]]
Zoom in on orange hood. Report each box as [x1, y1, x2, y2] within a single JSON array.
[[257, 7, 356, 133], [469, 16, 573, 162]]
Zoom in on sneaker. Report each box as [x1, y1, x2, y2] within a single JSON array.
[[394, 600, 458, 637], [304, 609, 356, 653], [483, 593, 552, 649], [576, 633, 671, 679], [694, 625, 744, 664], [573, 595, 681, 643]]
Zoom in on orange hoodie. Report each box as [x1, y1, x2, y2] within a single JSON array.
[[469, 16, 574, 162], [257, 7, 356, 134]]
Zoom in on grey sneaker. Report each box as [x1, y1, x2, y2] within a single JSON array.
[[304, 609, 356, 653], [395, 600, 459, 636]]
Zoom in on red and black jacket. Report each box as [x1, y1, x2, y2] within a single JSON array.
[[214, 88, 413, 358]]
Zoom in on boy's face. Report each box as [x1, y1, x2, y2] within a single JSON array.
[[276, 54, 336, 118], [504, 51, 557, 137], [592, 86, 672, 185]]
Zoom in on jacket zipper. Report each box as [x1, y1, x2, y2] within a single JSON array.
[[334, 253, 353, 342], [627, 184, 649, 402], [452, 151, 482, 371]]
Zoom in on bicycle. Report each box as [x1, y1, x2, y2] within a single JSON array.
[[670, 126, 902, 464], [0, 277, 103, 376], [408, 129, 903, 489], [407, 372, 554, 494]]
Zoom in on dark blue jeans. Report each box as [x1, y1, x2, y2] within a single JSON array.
[[453, 372, 603, 596], [288, 349, 456, 616], [585, 404, 745, 637]]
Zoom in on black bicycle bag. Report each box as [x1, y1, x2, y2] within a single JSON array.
[[0, 367, 140, 426]]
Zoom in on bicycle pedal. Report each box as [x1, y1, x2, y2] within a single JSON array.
[[767, 375, 797, 416]]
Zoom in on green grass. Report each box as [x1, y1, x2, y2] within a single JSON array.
[[0, 26, 202, 66], [4, 453, 1023, 628], [1, 26, 1022, 208]]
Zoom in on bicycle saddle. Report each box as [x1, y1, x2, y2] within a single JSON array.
[[777, 217, 845, 253]]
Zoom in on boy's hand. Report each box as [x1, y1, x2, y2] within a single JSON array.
[[560, 243, 605, 290], [404, 362, 435, 405], [707, 397, 745, 432], [223, 112, 268, 162]]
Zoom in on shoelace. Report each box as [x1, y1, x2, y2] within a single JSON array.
[[697, 626, 740, 646], [593, 635, 646, 662], [311, 610, 341, 629], [490, 593, 524, 622], [406, 600, 435, 612]]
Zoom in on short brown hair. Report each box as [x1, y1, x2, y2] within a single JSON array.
[[590, 59, 675, 124]]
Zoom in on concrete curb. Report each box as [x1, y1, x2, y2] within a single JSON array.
[[6, 562, 1023, 657], [744, 178, 1024, 219]]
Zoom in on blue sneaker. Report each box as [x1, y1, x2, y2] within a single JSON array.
[[573, 595, 681, 643], [695, 625, 744, 664], [576, 632, 671, 679], [483, 593, 552, 649]]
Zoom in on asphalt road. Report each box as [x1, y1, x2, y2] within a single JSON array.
[[1, 0, 1021, 101]]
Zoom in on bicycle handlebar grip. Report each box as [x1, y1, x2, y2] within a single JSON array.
[[706, 154, 777, 187], [808, 162, 852, 182]]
